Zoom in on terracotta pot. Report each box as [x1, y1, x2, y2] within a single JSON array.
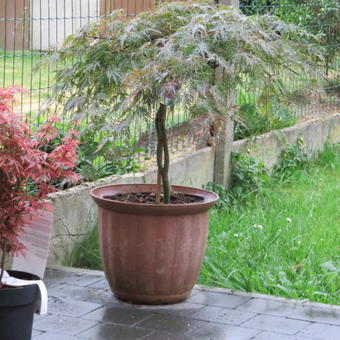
[[91, 184, 218, 304]]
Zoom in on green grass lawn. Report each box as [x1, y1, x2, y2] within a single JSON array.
[[68, 144, 340, 305], [0, 50, 53, 116], [200, 145, 340, 305]]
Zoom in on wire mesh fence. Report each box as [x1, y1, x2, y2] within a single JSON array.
[[239, 0, 339, 117], [0, 0, 339, 181]]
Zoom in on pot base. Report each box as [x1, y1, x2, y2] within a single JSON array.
[[114, 290, 191, 305]]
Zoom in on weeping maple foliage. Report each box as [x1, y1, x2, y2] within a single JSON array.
[[0, 87, 79, 281], [48, 1, 322, 203]]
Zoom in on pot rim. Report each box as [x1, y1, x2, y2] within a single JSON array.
[[90, 184, 219, 216], [0, 271, 39, 307], [0, 270, 40, 292]]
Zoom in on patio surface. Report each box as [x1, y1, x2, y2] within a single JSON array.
[[33, 266, 340, 340]]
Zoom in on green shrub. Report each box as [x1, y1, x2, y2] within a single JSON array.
[[273, 138, 308, 179], [206, 152, 269, 207]]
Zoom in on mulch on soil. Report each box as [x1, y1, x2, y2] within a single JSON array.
[[103, 191, 204, 204]]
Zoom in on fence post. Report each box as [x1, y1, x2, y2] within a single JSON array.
[[214, 116, 234, 189], [213, 0, 238, 189]]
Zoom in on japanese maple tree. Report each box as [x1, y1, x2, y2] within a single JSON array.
[[0, 87, 79, 285], [49, 2, 322, 204]]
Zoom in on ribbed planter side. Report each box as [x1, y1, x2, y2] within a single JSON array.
[[91, 184, 218, 304]]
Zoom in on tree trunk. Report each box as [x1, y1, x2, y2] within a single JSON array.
[[155, 103, 171, 204]]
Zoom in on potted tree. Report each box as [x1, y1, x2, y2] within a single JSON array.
[[49, 2, 321, 304], [0, 87, 79, 339]]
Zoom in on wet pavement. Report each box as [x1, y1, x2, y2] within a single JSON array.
[[33, 266, 340, 340]]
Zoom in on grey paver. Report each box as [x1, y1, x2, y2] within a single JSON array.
[[33, 314, 99, 336], [32, 329, 43, 337], [237, 298, 340, 325], [47, 283, 98, 300], [241, 314, 311, 335], [190, 322, 260, 340], [142, 331, 194, 340], [48, 296, 102, 317], [34, 313, 50, 321], [59, 273, 104, 287], [33, 333, 80, 340], [137, 301, 205, 317], [87, 279, 110, 289], [33, 267, 340, 340], [43, 268, 77, 287], [287, 306, 340, 325], [48, 283, 117, 305], [77, 322, 152, 340], [253, 331, 317, 340], [82, 305, 154, 325], [190, 305, 255, 325], [187, 291, 251, 309], [297, 323, 340, 340], [135, 313, 203, 334], [236, 298, 301, 316]]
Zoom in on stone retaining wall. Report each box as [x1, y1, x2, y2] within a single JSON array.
[[47, 113, 340, 265], [233, 113, 340, 169]]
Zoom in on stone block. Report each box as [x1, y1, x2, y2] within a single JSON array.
[[241, 314, 310, 335]]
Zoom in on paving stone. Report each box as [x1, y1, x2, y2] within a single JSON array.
[[137, 301, 205, 317], [33, 333, 80, 340], [188, 291, 250, 309], [82, 305, 154, 325], [59, 273, 104, 287], [77, 322, 152, 339], [135, 313, 203, 334], [297, 322, 340, 340], [188, 288, 202, 298], [32, 329, 43, 337], [241, 314, 311, 335], [48, 296, 102, 317], [253, 331, 316, 340], [236, 298, 301, 316], [47, 283, 97, 300], [34, 313, 50, 321], [86, 289, 126, 305], [43, 268, 76, 287], [287, 306, 340, 325], [190, 305, 255, 325], [33, 314, 99, 336], [87, 279, 110, 289], [237, 298, 340, 325], [84, 297, 204, 316], [35, 267, 340, 340], [190, 322, 260, 340], [47, 283, 116, 305], [142, 331, 194, 339]]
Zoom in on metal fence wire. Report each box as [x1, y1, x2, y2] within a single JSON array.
[[0, 0, 339, 180]]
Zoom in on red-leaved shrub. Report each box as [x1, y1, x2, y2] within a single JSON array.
[[0, 87, 79, 284]]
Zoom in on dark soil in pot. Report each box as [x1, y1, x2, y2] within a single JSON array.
[[104, 191, 204, 204], [0, 271, 39, 340]]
